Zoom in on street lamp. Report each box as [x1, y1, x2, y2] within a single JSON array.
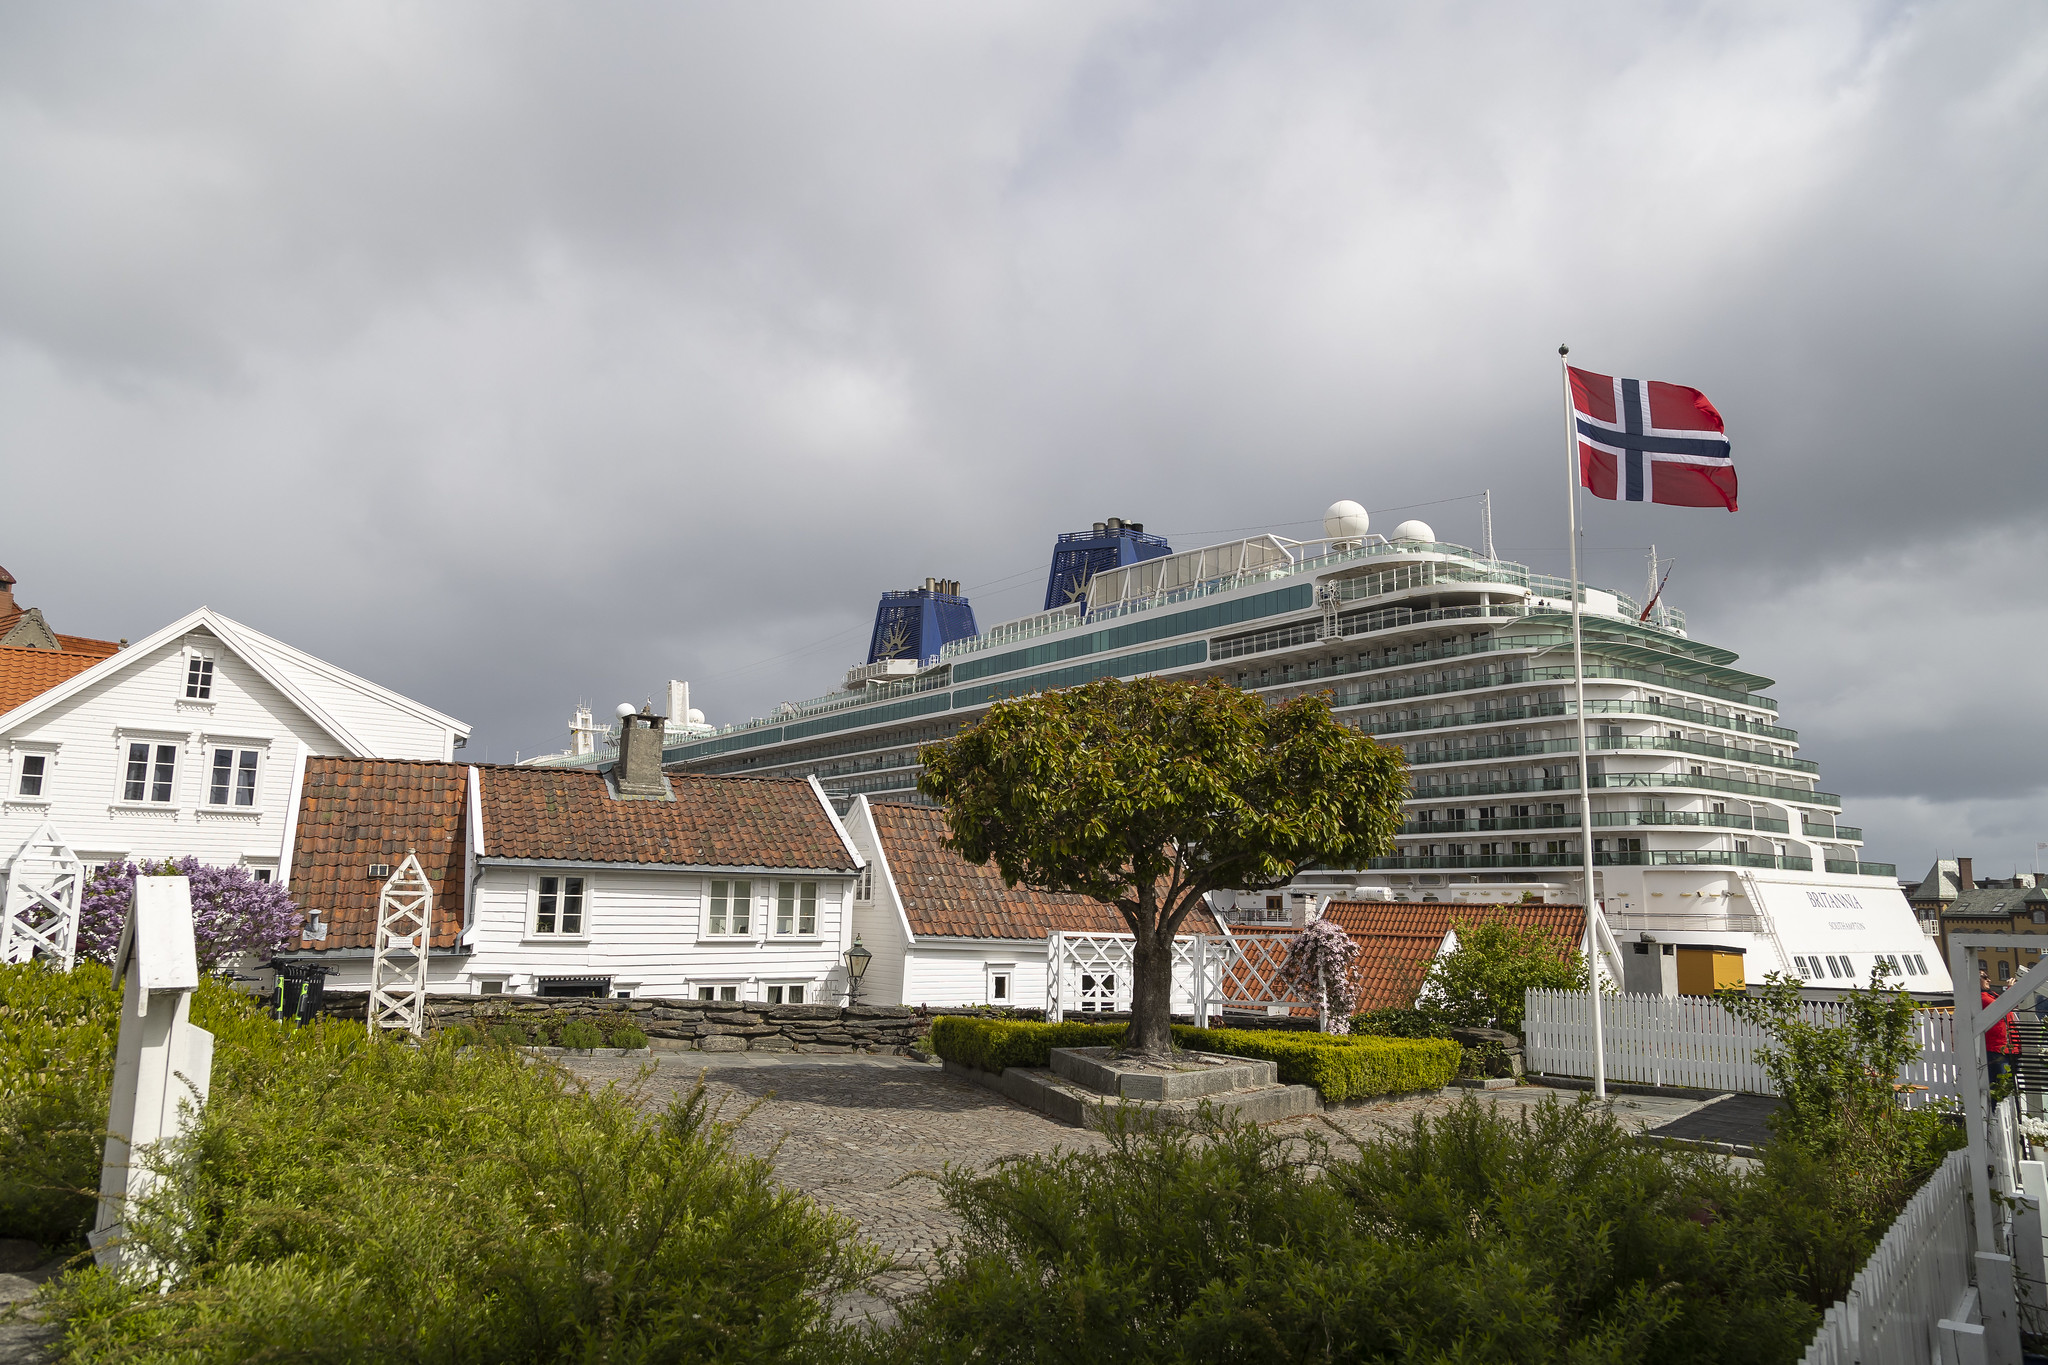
[[844, 937, 872, 1006]]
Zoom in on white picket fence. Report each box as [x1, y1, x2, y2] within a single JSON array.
[[1522, 989, 1960, 1105], [1800, 1149, 1974, 1365], [1045, 932, 1227, 1023]]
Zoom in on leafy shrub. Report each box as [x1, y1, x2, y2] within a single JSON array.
[[20, 968, 878, 1362], [0, 961, 123, 1246], [488, 1023, 529, 1048], [1350, 1006, 1449, 1039], [441, 1023, 480, 1048], [1174, 1026, 1460, 1102], [1419, 916, 1583, 1033], [607, 1022, 649, 1050], [558, 1019, 605, 1049], [930, 1017, 1459, 1102], [929, 1016, 1125, 1072], [850, 1098, 1832, 1365], [1721, 971, 1963, 1244]]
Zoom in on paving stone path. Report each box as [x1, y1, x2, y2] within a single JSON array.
[[562, 1053, 1716, 1315]]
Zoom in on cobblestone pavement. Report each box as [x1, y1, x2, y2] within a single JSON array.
[[560, 1054, 1715, 1314]]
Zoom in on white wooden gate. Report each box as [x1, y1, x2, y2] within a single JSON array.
[[1, 822, 85, 970], [1523, 989, 1960, 1105]]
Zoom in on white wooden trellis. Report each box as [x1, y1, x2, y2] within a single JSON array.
[[1522, 988, 1961, 1104], [1046, 932, 1227, 1025], [368, 851, 433, 1037], [1, 821, 85, 971]]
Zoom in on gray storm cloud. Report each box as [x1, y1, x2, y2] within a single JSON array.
[[2, 1, 2043, 873]]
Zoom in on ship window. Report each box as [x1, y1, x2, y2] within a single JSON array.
[[1913, 955, 1929, 974]]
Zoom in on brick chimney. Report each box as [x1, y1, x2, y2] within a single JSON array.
[[0, 565, 14, 615], [1958, 857, 1975, 892], [613, 706, 669, 799]]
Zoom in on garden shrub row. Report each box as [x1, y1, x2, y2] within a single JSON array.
[[1174, 1026, 1462, 1102], [930, 1016, 1461, 1102], [444, 1016, 648, 1050]]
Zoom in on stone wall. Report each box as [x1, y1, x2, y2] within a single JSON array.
[[312, 992, 927, 1053]]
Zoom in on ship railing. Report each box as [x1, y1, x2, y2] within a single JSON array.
[[1370, 851, 1816, 871], [1824, 859, 1897, 877], [1396, 811, 1793, 836], [1366, 698, 1796, 744]]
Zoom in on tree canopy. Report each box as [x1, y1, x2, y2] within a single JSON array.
[[919, 676, 1407, 1052]]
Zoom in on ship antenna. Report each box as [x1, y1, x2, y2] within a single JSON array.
[[1481, 489, 1496, 561]]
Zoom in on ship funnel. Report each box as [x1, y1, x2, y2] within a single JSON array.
[[1044, 518, 1171, 612]]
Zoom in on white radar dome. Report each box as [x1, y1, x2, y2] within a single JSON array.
[[1391, 519, 1436, 543], [1323, 500, 1370, 541], [615, 702, 637, 719], [686, 708, 705, 726]]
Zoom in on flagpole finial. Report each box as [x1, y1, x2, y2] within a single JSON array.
[[1558, 344, 1569, 356]]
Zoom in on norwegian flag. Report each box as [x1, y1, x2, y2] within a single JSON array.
[[1569, 367, 1737, 511]]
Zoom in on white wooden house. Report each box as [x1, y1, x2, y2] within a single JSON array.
[[0, 605, 469, 888], [841, 795, 1224, 1009], [284, 745, 865, 1000]]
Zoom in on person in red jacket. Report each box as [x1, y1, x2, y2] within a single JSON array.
[[1983, 971, 2020, 1089]]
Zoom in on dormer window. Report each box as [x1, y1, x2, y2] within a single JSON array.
[[185, 654, 215, 700]]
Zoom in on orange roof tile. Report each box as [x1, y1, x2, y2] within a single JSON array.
[[867, 800, 1223, 940], [289, 758, 470, 950], [0, 645, 112, 715], [479, 767, 858, 870], [1217, 901, 1586, 1014]]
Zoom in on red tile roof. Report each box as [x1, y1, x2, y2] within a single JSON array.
[[1328, 900, 1587, 1011], [289, 758, 470, 950], [0, 645, 114, 715], [478, 767, 858, 870], [1217, 900, 1586, 1014], [867, 800, 1223, 940]]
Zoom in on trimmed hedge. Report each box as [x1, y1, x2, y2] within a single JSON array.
[[1174, 1026, 1461, 1102], [930, 1016, 1461, 1103], [929, 1016, 1125, 1072]]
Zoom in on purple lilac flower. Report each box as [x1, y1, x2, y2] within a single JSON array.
[[79, 858, 304, 972], [1278, 915, 1362, 1034]]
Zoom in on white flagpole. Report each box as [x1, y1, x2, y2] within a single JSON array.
[[1559, 344, 1606, 1101]]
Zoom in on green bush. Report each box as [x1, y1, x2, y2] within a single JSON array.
[[1350, 1006, 1449, 1039], [849, 1097, 1838, 1364], [487, 1022, 529, 1048], [1420, 917, 1583, 1033], [1174, 1026, 1461, 1102], [929, 1016, 1459, 1103], [6, 962, 879, 1362], [929, 1016, 1124, 1072], [0, 961, 123, 1247], [607, 1021, 649, 1050], [558, 1018, 605, 1049]]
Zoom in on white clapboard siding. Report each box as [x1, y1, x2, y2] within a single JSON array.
[[1799, 1148, 1974, 1365], [1523, 989, 1959, 1105]]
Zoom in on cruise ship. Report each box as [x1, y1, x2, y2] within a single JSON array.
[[534, 503, 1942, 992]]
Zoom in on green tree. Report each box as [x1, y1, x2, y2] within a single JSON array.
[[1419, 916, 1583, 1034], [918, 677, 1407, 1055]]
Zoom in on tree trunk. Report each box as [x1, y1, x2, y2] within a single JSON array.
[[1125, 921, 1178, 1058]]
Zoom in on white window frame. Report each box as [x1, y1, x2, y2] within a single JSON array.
[[695, 982, 743, 1002], [764, 982, 812, 1005], [529, 872, 589, 939], [705, 879, 755, 938], [854, 864, 874, 902], [773, 879, 819, 937], [114, 731, 186, 806], [182, 647, 217, 702], [987, 963, 1015, 1006], [201, 738, 270, 808], [8, 742, 58, 803]]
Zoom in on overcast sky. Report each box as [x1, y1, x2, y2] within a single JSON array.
[[4, 2, 2043, 877]]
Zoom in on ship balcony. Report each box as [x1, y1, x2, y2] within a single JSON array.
[[1396, 809, 1792, 836], [1398, 769, 1843, 809], [1824, 859, 1897, 877], [1371, 850, 1815, 871], [1803, 821, 1862, 841], [1366, 698, 1795, 743], [1397, 732, 1818, 775]]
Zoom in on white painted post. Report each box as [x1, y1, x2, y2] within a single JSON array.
[[368, 852, 433, 1036], [88, 876, 215, 1271], [0, 822, 85, 971]]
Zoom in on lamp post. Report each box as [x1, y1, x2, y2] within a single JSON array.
[[844, 937, 872, 1006]]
